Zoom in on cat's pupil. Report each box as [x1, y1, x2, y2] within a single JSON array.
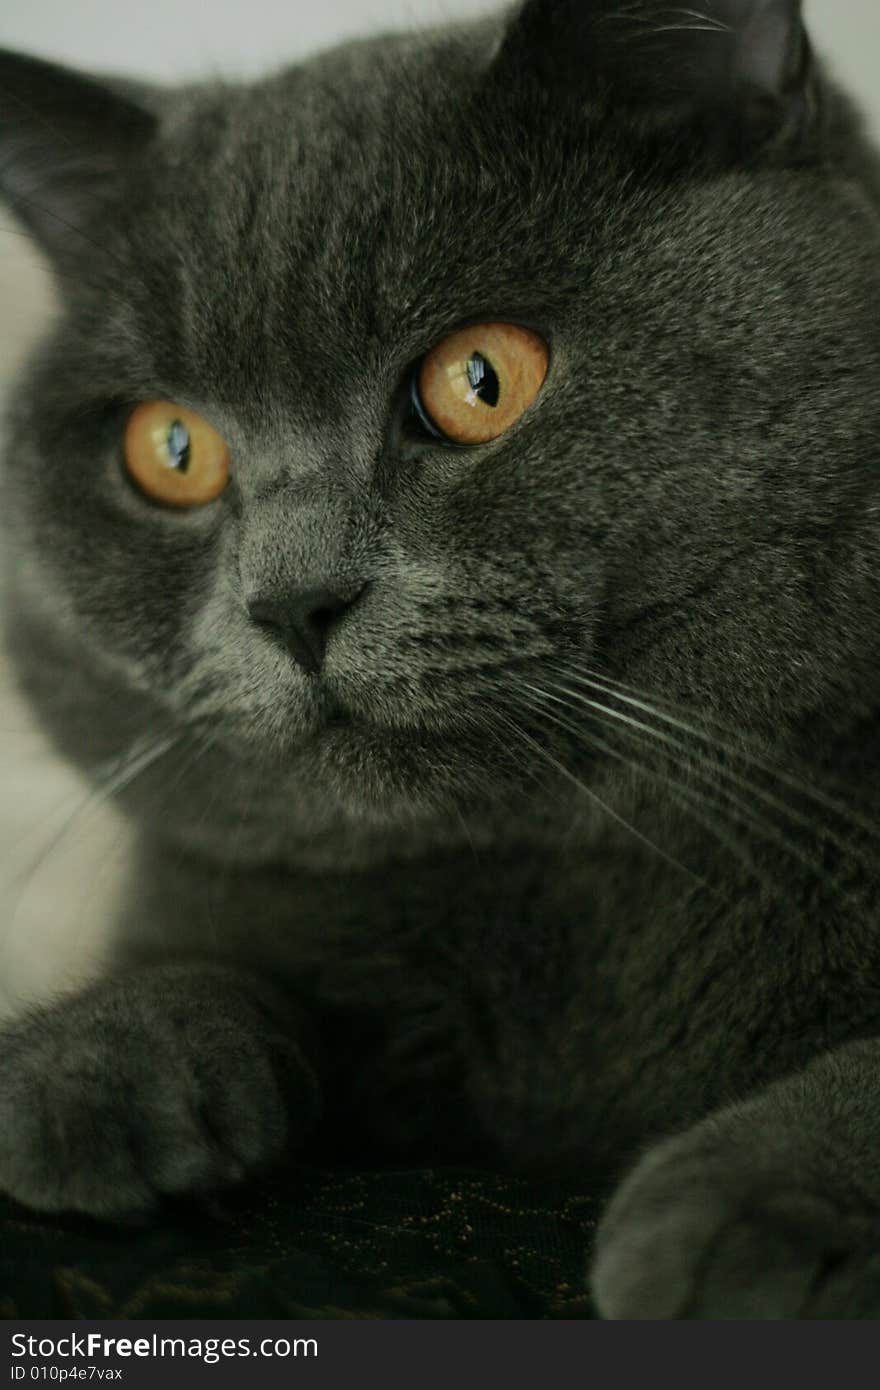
[[467, 353, 500, 408], [166, 420, 191, 473]]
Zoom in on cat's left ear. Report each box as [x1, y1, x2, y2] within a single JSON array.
[[494, 0, 813, 151], [0, 49, 158, 263]]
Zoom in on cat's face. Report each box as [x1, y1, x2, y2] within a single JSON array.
[[3, 1, 880, 854]]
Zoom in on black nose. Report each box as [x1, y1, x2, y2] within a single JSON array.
[[247, 585, 361, 674]]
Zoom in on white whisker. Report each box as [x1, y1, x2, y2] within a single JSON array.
[[517, 683, 842, 902], [3, 731, 180, 926], [555, 666, 880, 854], [498, 703, 703, 882]]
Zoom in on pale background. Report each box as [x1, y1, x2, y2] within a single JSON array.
[[0, 0, 878, 1020]]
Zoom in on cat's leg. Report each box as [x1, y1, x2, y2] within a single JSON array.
[[591, 1040, 880, 1318], [0, 961, 320, 1217]]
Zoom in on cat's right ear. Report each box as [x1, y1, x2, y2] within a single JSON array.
[[493, 0, 813, 154], [0, 49, 157, 264]]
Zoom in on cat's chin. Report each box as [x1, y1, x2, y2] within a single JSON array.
[[132, 714, 533, 871], [241, 712, 525, 827], [289, 717, 508, 818]]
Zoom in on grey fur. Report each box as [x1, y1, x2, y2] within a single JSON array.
[[2, 0, 880, 1317]]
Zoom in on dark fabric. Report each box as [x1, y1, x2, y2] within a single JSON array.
[[0, 1169, 598, 1319]]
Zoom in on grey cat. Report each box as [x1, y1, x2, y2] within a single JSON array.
[[2, 0, 880, 1319]]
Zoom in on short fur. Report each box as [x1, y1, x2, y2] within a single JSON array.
[[2, 0, 880, 1318]]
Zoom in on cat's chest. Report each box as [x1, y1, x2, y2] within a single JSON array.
[[283, 863, 812, 1161], [122, 840, 870, 1171], [457, 870, 876, 1173]]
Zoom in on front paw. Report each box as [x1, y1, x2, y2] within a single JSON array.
[[0, 965, 317, 1218], [591, 1122, 879, 1319]]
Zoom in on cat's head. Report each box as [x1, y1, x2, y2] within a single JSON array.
[[2, 0, 880, 860]]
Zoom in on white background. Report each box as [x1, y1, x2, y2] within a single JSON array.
[[0, 1, 879, 1018]]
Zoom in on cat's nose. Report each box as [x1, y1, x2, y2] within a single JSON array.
[[247, 585, 362, 674]]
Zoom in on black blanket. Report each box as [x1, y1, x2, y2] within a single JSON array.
[[0, 1169, 598, 1319]]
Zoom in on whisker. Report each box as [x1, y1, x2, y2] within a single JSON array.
[[552, 665, 880, 857], [2, 85, 88, 159], [1, 779, 94, 870], [0, 222, 140, 312], [496, 703, 703, 883], [541, 674, 855, 882], [61, 812, 134, 975], [566, 664, 874, 822], [517, 684, 837, 903], [0, 180, 130, 272], [477, 702, 567, 798], [0, 221, 47, 243], [2, 732, 179, 924]]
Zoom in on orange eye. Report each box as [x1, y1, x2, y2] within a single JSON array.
[[123, 401, 230, 507], [415, 322, 549, 446]]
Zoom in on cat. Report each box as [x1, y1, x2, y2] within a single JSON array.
[[2, 0, 880, 1319]]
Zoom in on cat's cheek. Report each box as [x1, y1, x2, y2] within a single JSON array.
[[7, 465, 226, 681]]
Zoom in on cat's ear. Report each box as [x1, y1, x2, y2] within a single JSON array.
[[494, 0, 812, 150], [0, 49, 157, 262]]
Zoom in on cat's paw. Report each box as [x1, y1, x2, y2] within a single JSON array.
[[0, 965, 318, 1218], [591, 1121, 880, 1319]]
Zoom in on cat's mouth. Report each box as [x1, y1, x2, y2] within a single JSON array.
[[181, 659, 519, 814], [319, 699, 356, 732]]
